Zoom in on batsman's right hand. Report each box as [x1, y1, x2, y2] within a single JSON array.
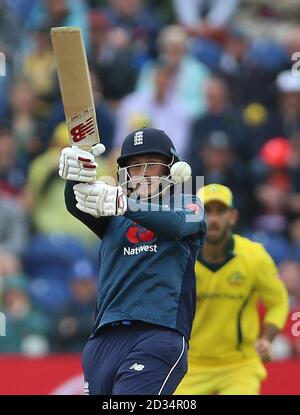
[[58, 144, 105, 183]]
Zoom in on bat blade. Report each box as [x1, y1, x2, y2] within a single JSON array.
[[51, 26, 100, 150]]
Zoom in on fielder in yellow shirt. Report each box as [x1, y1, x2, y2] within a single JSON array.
[[175, 184, 289, 395]]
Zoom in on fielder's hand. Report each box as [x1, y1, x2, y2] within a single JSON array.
[[73, 182, 127, 217], [255, 338, 272, 361], [59, 144, 105, 182]]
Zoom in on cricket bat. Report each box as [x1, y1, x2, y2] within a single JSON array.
[[51, 26, 100, 152]]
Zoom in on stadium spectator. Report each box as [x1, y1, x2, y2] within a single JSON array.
[[0, 275, 49, 355], [274, 70, 300, 137], [89, 10, 110, 60], [22, 233, 88, 314], [197, 132, 241, 191], [0, 196, 29, 258], [290, 129, 300, 181], [137, 25, 211, 117], [17, 23, 57, 117], [241, 102, 280, 158], [24, 122, 108, 244], [287, 132, 300, 218], [0, 123, 27, 198], [50, 259, 97, 352], [172, 0, 240, 33], [2, 0, 39, 30], [0, 252, 23, 280], [88, 10, 137, 102], [219, 27, 280, 108], [235, 0, 300, 41], [103, 0, 161, 61], [10, 79, 45, 164], [280, 260, 300, 307], [25, 0, 90, 47], [253, 137, 292, 234], [288, 218, 300, 263], [0, 2, 20, 119], [284, 26, 300, 65], [191, 131, 253, 227], [114, 58, 191, 156], [187, 77, 250, 167], [0, 1, 20, 60]]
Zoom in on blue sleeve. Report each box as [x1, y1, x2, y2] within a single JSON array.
[[124, 194, 206, 241]]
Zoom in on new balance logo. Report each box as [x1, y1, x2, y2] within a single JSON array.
[[129, 363, 145, 371], [134, 131, 144, 145], [70, 116, 96, 143]]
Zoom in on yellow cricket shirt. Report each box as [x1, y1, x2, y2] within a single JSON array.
[[189, 234, 289, 365]]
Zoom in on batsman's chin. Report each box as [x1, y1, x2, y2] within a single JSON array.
[[129, 182, 154, 199]]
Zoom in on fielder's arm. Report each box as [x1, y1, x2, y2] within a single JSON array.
[[256, 250, 289, 332]]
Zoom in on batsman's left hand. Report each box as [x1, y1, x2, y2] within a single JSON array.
[[73, 182, 127, 217], [58, 144, 106, 183]]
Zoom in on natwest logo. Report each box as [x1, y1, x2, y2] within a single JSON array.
[[126, 224, 155, 244], [124, 223, 157, 256], [124, 244, 158, 256]]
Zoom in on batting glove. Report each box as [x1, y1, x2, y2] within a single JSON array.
[[73, 182, 127, 217], [58, 144, 105, 183]]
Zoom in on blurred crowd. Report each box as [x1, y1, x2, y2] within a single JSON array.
[[0, 0, 299, 358]]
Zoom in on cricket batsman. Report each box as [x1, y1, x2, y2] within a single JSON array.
[[175, 184, 289, 395], [58, 127, 206, 395]]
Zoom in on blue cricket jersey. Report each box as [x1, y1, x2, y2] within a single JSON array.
[[65, 181, 206, 341]]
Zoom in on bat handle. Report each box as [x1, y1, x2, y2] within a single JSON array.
[[91, 143, 106, 157]]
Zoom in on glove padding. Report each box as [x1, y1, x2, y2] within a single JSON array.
[[73, 182, 127, 217], [59, 144, 105, 183]]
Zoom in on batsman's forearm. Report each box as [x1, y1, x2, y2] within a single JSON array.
[[65, 180, 111, 239], [125, 199, 205, 240]]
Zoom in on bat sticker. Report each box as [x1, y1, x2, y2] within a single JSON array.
[[68, 107, 98, 146]]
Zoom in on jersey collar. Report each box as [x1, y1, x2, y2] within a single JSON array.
[[197, 235, 235, 272]]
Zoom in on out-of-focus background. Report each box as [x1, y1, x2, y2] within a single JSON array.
[[0, 0, 300, 394]]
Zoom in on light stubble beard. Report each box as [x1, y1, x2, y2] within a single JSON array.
[[206, 227, 231, 245]]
